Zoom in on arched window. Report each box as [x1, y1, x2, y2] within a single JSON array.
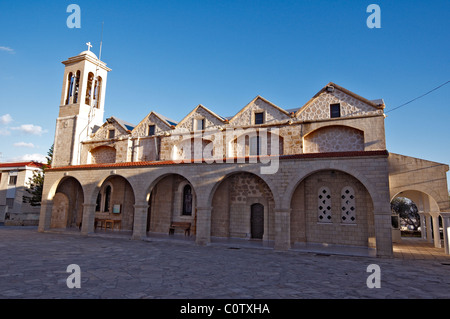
[[93, 76, 102, 108], [182, 184, 193, 216], [104, 185, 111, 212], [95, 192, 102, 212], [318, 186, 332, 223], [85, 72, 94, 105], [341, 186, 356, 224], [65, 72, 73, 105], [73, 71, 80, 103]]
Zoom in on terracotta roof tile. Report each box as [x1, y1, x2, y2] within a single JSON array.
[[0, 161, 45, 169]]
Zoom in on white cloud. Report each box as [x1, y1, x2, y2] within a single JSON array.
[[14, 142, 35, 148], [7, 153, 46, 163], [0, 114, 12, 124], [0, 46, 15, 54], [0, 128, 10, 136], [11, 124, 47, 136]]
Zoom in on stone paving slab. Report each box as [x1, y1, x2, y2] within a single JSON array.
[[0, 227, 449, 300]]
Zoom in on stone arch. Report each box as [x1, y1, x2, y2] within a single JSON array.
[[390, 189, 440, 213], [49, 176, 84, 230], [145, 172, 196, 202], [145, 173, 197, 235], [283, 162, 381, 213], [290, 169, 375, 247], [303, 125, 364, 153], [93, 174, 136, 231], [207, 168, 279, 209], [390, 189, 445, 249], [209, 171, 275, 241]]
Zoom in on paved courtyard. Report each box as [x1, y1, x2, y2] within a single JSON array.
[[0, 226, 449, 300]]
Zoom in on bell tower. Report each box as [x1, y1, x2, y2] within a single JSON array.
[[52, 43, 111, 167]]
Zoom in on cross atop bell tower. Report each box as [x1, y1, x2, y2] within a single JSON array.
[[52, 44, 112, 167]]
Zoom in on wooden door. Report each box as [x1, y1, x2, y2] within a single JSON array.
[[251, 203, 264, 239]]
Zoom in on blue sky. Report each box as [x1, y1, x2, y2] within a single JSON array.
[[0, 0, 449, 184]]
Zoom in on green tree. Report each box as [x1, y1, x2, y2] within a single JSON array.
[[22, 145, 53, 206], [391, 197, 420, 231]]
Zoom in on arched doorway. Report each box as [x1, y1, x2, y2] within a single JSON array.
[[290, 169, 375, 247], [94, 175, 135, 231], [50, 177, 84, 230], [146, 174, 196, 235], [210, 172, 275, 241]]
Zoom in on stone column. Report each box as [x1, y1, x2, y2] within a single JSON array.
[[440, 213, 450, 255], [430, 212, 442, 248], [425, 213, 433, 243], [195, 206, 211, 246], [274, 208, 291, 250], [81, 203, 96, 235], [132, 203, 149, 240], [373, 211, 393, 257], [418, 212, 427, 240], [38, 200, 53, 232]]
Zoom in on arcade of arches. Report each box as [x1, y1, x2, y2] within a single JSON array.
[[41, 161, 392, 255], [39, 152, 450, 257]]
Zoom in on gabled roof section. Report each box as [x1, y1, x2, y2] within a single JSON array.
[[296, 82, 385, 118], [133, 111, 177, 132], [228, 95, 290, 125], [110, 116, 135, 132], [89, 116, 133, 141], [152, 112, 178, 127], [175, 104, 226, 129], [131, 111, 178, 137]]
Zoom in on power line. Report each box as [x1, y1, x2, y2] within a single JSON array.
[[385, 80, 450, 114]]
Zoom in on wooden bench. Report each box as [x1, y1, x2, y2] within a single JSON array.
[[95, 218, 121, 230], [169, 221, 191, 236]]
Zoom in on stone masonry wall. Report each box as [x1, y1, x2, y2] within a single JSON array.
[[290, 170, 375, 246], [211, 172, 275, 240], [229, 97, 290, 127], [304, 126, 364, 153], [175, 106, 224, 131]]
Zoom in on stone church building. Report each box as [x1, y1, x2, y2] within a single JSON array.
[[38, 46, 450, 257]]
